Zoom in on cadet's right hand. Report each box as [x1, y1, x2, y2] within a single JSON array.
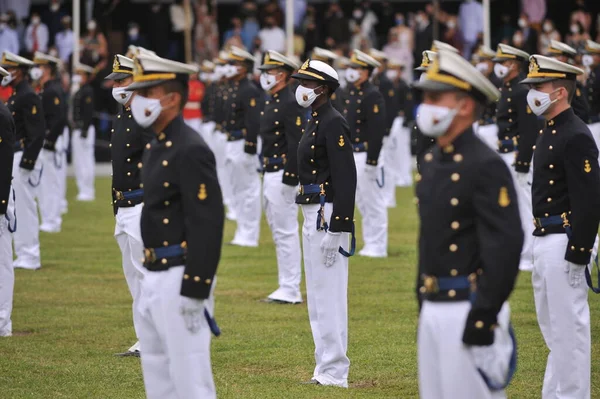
[[180, 296, 205, 334], [565, 262, 586, 288]]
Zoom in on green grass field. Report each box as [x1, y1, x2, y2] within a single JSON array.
[[1, 177, 599, 398]]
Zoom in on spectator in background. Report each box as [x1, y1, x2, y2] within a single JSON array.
[[566, 20, 590, 49], [516, 13, 538, 55], [324, 3, 350, 51], [240, 1, 260, 51], [0, 13, 19, 54], [495, 13, 515, 46], [55, 15, 73, 63], [6, 11, 24, 51], [303, 9, 319, 57], [169, 0, 195, 62], [443, 16, 462, 52], [125, 22, 149, 52], [0, 0, 30, 21], [194, 0, 218, 62], [521, 0, 546, 30], [279, 0, 306, 30], [223, 17, 243, 46], [258, 15, 285, 53], [383, 27, 412, 72], [80, 19, 108, 69], [413, 10, 432, 71], [293, 28, 304, 57], [350, 1, 378, 48], [394, 13, 413, 66], [147, 3, 170, 57], [375, 1, 395, 50], [539, 19, 561, 55], [42, 0, 65, 47], [571, 0, 592, 34], [458, 0, 483, 60], [25, 12, 49, 54], [260, 0, 283, 27]]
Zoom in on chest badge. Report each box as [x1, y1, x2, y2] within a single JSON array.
[[584, 159, 592, 173], [31, 105, 37, 115], [373, 104, 379, 114], [498, 186, 510, 207], [296, 116, 301, 126], [198, 184, 207, 201], [54, 97, 60, 105], [338, 135, 345, 147]]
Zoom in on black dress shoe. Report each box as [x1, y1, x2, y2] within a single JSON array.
[[114, 350, 140, 358], [300, 379, 321, 385]]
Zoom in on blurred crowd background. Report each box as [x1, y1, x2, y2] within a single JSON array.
[[0, 0, 599, 160]]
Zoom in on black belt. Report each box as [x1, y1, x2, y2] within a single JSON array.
[[353, 142, 368, 153], [144, 242, 187, 271], [114, 188, 143, 208], [420, 274, 476, 302]]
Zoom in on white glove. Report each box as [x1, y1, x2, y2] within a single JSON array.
[[281, 183, 298, 204], [320, 231, 343, 267], [364, 164, 378, 179], [565, 262, 586, 288], [179, 296, 205, 334]]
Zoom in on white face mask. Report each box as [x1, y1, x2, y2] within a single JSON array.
[[416, 103, 459, 138], [131, 94, 163, 128], [224, 65, 240, 79], [582, 54, 594, 67], [112, 86, 133, 105], [543, 23, 552, 33], [494, 63, 510, 79], [31, 16, 40, 25], [570, 24, 579, 34], [385, 70, 398, 80], [87, 21, 97, 31], [518, 19, 527, 29], [50, 3, 60, 12], [259, 72, 279, 92], [345, 68, 360, 83], [295, 85, 321, 108], [526, 88, 559, 116], [475, 62, 489, 73], [72, 74, 82, 85], [1, 72, 14, 87], [29, 66, 43, 81]]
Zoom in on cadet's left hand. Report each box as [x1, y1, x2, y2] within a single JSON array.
[[565, 262, 586, 288], [180, 296, 205, 334], [320, 231, 343, 267]]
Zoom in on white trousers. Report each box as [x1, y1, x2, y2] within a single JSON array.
[[588, 122, 600, 164], [225, 140, 261, 247], [475, 123, 499, 152], [38, 147, 63, 232], [0, 187, 15, 336], [300, 203, 349, 387], [418, 300, 509, 399], [138, 266, 216, 399], [212, 130, 234, 213], [532, 234, 590, 399], [262, 171, 302, 303], [184, 117, 202, 135], [72, 126, 95, 201], [200, 121, 215, 152], [382, 132, 397, 208], [499, 152, 533, 270], [12, 152, 41, 269], [354, 152, 388, 257], [392, 116, 413, 187], [59, 129, 69, 214], [114, 204, 146, 341]]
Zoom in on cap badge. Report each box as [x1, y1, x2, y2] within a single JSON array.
[[529, 57, 540, 74], [300, 59, 309, 70], [498, 186, 510, 207], [584, 159, 592, 173], [113, 57, 119, 71]]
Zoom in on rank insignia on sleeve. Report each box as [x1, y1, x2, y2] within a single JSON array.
[[338, 135, 345, 147], [584, 159, 592, 173], [31, 105, 37, 115], [498, 186, 510, 207], [250, 98, 256, 107], [373, 104, 379, 114], [54, 97, 60, 105], [296, 116, 301, 126], [198, 184, 207, 200]]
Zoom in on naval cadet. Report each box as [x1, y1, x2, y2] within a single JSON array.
[[472, 45, 501, 151], [125, 54, 224, 399], [199, 60, 216, 149], [343, 49, 388, 258], [413, 50, 437, 167], [258, 50, 304, 304], [521, 54, 600, 399], [311, 47, 344, 110], [1, 51, 45, 270], [0, 65, 16, 336], [105, 54, 154, 357], [291, 59, 357, 387], [583, 40, 600, 156], [223, 46, 262, 247], [71, 64, 96, 202], [32, 52, 67, 234], [493, 43, 541, 272], [414, 48, 522, 399]]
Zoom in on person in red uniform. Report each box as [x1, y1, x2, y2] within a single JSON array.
[[183, 71, 204, 134]]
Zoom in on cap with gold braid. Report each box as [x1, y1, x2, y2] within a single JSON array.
[[337, 56, 350, 69], [126, 55, 200, 91], [546, 40, 577, 58], [415, 50, 437, 71], [519, 54, 583, 84], [369, 48, 388, 63], [493, 43, 529, 62], [311, 47, 339, 64], [0, 66, 8, 77], [581, 40, 600, 55], [431, 40, 459, 53], [348, 49, 380, 69], [413, 48, 500, 104], [1, 51, 34, 68], [75, 63, 95, 75], [227, 46, 256, 65], [33, 51, 61, 67], [126, 45, 157, 59], [258, 50, 300, 71], [200, 60, 215, 73], [291, 59, 339, 90], [388, 58, 404, 69], [105, 54, 134, 80], [474, 46, 496, 60]]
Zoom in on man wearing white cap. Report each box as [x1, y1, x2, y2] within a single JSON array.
[[414, 48, 522, 399], [472, 46, 501, 151], [125, 54, 224, 399], [1, 51, 45, 270], [521, 54, 600, 399], [0, 65, 16, 335]]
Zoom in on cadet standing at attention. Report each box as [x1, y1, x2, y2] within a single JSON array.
[[292, 59, 357, 388], [105, 54, 154, 357], [1, 51, 45, 270], [521, 54, 600, 399], [0, 66, 16, 336], [414, 48, 522, 399], [343, 49, 387, 258], [223, 46, 262, 247], [257, 50, 304, 304], [583, 40, 600, 155], [126, 54, 224, 399], [413, 50, 437, 168], [472, 45, 501, 151], [31, 52, 67, 234], [71, 64, 96, 202], [493, 44, 540, 272]]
